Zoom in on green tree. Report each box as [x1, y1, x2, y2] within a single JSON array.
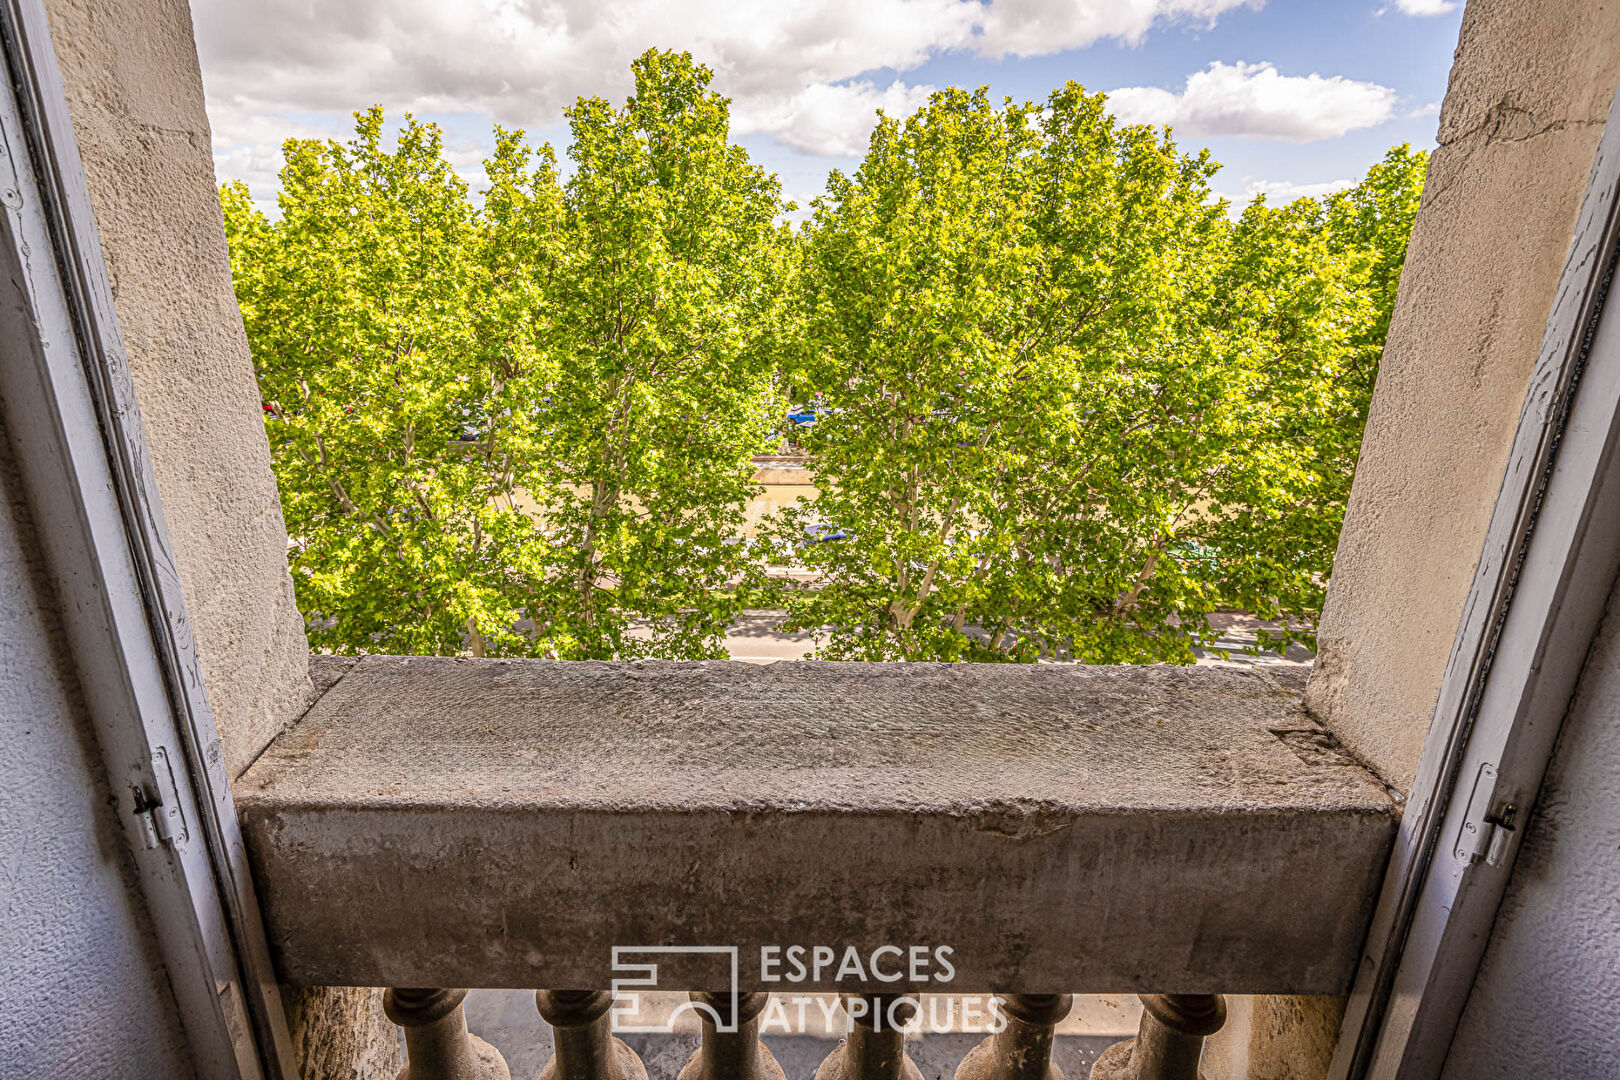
[[1197, 143, 1427, 655], [224, 50, 791, 658], [776, 87, 1423, 663], [224, 63, 1421, 665], [490, 49, 792, 658], [223, 110, 557, 656], [775, 87, 1051, 660]]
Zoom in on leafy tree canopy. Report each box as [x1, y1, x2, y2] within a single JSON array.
[[223, 53, 1426, 663], [226, 50, 790, 658], [777, 85, 1424, 662]]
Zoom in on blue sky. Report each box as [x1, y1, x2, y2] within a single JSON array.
[[191, 0, 1464, 217]]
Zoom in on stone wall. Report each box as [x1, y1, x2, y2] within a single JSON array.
[[1232, 1, 1620, 1074], [42, 0, 311, 782], [1306, 0, 1620, 793], [39, 1, 398, 1075], [26, 0, 1620, 1076]]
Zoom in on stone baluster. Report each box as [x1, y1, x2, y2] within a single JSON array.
[[677, 991, 786, 1080], [815, 994, 924, 1080], [536, 990, 649, 1080], [956, 994, 1074, 1080], [1088, 994, 1226, 1080], [384, 987, 510, 1080]]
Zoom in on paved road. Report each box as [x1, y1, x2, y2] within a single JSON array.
[[721, 609, 1313, 675], [723, 610, 825, 663]]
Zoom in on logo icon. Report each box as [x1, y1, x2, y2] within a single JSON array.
[[610, 946, 741, 1034]]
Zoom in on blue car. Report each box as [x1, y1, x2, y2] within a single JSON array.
[[802, 522, 849, 544]]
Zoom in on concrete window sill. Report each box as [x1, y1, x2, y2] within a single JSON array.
[[236, 657, 1396, 993]]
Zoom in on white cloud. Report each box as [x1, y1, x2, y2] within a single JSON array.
[[206, 101, 490, 216], [194, 0, 976, 121], [1106, 61, 1396, 141], [973, 0, 1259, 59], [190, 0, 1276, 190], [1234, 177, 1355, 202], [1387, 0, 1459, 15], [1207, 176, 1355, 218], [734, 81, 936, 157], [206, 102, 347, 213]]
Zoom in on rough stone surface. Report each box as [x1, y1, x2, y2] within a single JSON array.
[[43, 0, 312, 781], [309, 653, 362, 700], [40, 2, 397, 1076], [1260, 3, 1620, 1075], [239, 658, 1395, 993], [0, 417, 195, 1078], [286, 985, 405, 1080], [1200, 995, 1343, 1080], [1307, 0, 1620, 795], [1439, 572, 1620, 1079]]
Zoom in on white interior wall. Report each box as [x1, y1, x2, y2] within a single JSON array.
[[0, 415, 195, 1079], [1440, 570, 1620, 1079]]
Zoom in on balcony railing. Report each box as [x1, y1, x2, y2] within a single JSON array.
[[236, 656, 1397, 1080]]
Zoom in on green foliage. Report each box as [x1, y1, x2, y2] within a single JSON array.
[[486, 51, 790, 658], [774, 98, 1425, 661], [225, 51, 789, 658], [223, 110, 549, 656], [223, 55, 1425, 664]]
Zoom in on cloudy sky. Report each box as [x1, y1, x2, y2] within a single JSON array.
[[191, 0, 1464, 218]]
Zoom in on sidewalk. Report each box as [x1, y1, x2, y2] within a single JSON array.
[[721, 609, 1314, 675]]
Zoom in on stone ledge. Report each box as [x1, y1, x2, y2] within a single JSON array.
[[237, 658, 1396, 993]]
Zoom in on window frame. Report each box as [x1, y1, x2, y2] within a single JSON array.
[[1331, 74, 1620, 1080], [0, 2, 297, 1077], [5, 0, 1618, 1073]]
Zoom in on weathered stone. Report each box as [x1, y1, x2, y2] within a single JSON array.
[[43, 0, 314, 782], [1090, 995, 1226, 1080], [309, 654, 361, 700], [1308, 0, 1620, 795], [38, 0, 381, 1076], [286, 986, 403, 1080], [384, 988, 508, 1080], [536, 990, 648, 1080], [237, 658, 1395, 993], [955, 994, 1072, 1080], [815, 996, 923, 1080], [676, 992, 785, 1080]]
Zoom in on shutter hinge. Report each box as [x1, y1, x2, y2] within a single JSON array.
[[1454, 761, 1518, 867], [132, 747, 188, 850]]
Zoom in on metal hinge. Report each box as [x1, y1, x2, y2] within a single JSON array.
[[1454, 761, 1518, 867], [133, 747, 188, 850]]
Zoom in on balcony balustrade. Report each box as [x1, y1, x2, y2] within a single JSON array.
[[235, 657, 1397, 1080]]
